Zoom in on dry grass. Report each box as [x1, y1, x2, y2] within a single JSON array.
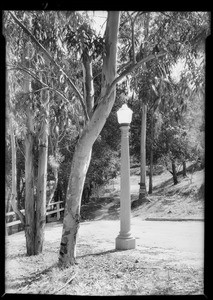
[[5, 168, 204, 295], [5, 222, 204, 295]]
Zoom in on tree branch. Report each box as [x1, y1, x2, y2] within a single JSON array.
[[127, 11, 136, 64], [104, 51, 167, 102], [8, 11, 89, 121], [120, 11, 147, 28], [8, 65, 72, 105]]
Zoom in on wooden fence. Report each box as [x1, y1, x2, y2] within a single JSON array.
[[5, 201, 65, 234]]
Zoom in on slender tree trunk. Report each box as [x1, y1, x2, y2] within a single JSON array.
[[35, 88, 49, 254], [139, 13, 150, 199], [17, 165, 21, 208], [182, 160, 187, 177], [47, 108, 60, 207], [23, 43, 36, 255], [148, 113, 154, 194], [59, 11, 120, 268], [139, 101, 147, 200], [25, 111, 36, 255], [171, 160, 178, 185]]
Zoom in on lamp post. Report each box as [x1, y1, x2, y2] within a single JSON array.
[[115, 104, 136, 250]]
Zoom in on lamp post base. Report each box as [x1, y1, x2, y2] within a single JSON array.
[[115, 235, 136, 250]]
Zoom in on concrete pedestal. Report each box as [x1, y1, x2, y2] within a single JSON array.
[[115, 235, 136, 250]]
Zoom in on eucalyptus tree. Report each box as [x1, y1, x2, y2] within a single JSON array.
[[40, 11, 165, 267], [5, 10, 209, 267], [5, 10, 77, 254], [120, 11, 209, 198]]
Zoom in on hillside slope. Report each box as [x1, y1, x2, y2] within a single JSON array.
[[131, 169, 204, 220], [81, 168, 204, 221]]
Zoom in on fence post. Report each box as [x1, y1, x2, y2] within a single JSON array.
[[57, 202, 60, 220]]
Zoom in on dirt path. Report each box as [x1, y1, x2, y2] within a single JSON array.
[[6, 218, 204, 266], [81, 218, 204, 263]]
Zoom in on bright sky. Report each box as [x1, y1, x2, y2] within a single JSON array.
[[170, 59, 185, 83], [86, 11, 107, 36], [84, 11, 204, 85], [170, 55, 204, 83]]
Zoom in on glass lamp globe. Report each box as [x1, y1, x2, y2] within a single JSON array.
[[117, 104, 133, 125]]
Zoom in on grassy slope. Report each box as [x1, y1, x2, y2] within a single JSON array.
[[81, 167, 204, 221]]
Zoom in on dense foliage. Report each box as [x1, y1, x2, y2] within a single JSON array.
[[5, 11, 209, 212]]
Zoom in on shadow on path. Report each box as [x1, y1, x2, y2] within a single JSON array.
[[77, 248, 123, 259]]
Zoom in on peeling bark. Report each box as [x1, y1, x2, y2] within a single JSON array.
[[59, 147, 92, 266], [58, 11, 120, 268]]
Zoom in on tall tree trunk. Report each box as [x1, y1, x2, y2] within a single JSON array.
[[182, 160, 187, 177], [25, 110, 36, 255], [139, 101, 147, 200], [138, 13, 150, 200], [23, 43, 36, 255], [35, 88, 49, 254], [58, 11, 120, 268], [171, 160, 178, 185], [148, 113, 154, 194]]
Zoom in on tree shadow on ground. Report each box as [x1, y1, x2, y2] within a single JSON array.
[[8, 262, 59, 290], [152, 177, 175, 195], [6, 252, 27, 260], [77, 248, 123, 259]]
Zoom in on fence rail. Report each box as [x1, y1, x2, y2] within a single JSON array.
[[5, 201, 65, 229]]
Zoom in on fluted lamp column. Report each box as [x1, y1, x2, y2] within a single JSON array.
[[115, 104, 136, 250]]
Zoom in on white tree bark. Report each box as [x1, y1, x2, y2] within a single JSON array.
[[58, 11, 120, 268], [82, 50, 94, 117]]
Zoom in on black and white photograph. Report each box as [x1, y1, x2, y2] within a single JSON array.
[[4, 10, 210, 295]]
